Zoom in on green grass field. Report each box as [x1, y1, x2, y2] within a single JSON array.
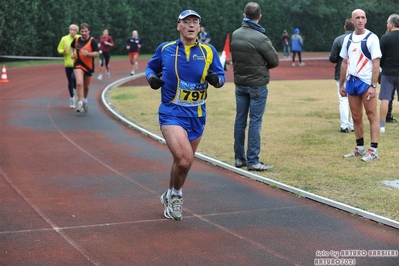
[[109, 80, 399, 222]]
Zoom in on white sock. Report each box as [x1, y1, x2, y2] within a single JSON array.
[[83, 98, 87, 103], [172, 188, 182, 197]]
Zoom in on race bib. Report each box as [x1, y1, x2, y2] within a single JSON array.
[[172, 79, 208, 107]]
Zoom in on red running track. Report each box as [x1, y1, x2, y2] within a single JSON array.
[[1, 57, 398, 265]]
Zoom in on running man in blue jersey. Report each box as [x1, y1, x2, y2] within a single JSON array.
[[146, 9, 225, 221]]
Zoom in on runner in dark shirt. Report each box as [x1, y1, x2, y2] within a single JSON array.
[[126, 30, 142, 75]]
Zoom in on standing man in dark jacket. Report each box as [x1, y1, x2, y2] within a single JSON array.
[[231, 2, 279, 171], [329, 18, 354, 133], [281, 30, 290, 58]]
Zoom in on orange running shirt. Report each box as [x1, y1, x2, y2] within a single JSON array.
[[71, 37, 99, 74]]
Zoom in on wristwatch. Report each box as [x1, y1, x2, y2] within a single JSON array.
[[371, 83, 377, 88]]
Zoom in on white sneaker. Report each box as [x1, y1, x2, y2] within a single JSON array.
[[292, 63, 296, 67], [166, 194, 183, 221], [130, 71, 135, 75], [106, 72, 110, 78], [160, 191, 171, 219], [300, 62, 305, 66], [83, 102, 88, 112], [69, 98, 76, 109], [380, 127, 385, 133], [361, 148, 379, 162], [97, 74, 103, 81], [343, 147, 366, 158], [247, 162, 274, 171], [76, 102, 84, 112]]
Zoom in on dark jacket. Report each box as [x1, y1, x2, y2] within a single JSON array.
[[231, 22, 279, 86], [281, 34, 290, 47], [380, 30, 399, 76], [329, 30, 353, 80]]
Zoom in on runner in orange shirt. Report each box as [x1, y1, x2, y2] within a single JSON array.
[[71, 23, 100, 113]]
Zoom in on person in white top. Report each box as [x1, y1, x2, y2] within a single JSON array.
[[339, 9, 382, 162]]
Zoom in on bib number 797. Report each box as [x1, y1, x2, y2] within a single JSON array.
[[180, 89, 207, 102]]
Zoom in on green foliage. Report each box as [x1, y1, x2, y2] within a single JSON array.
[[0, 0, 397, 57]]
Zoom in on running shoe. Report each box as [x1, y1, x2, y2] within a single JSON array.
[[106, 72, 110, 78], [166, 194, 183, 221], [76, 102, 84, 113], [247, 162, 274, 171], [130, 71, 135, 75], [380, 127, 385, 133], [343, 147, 366, 158], [160, 191, 171, 219], [97, 74, 103, 81], [361, 149, 379, 162], [69, 98, 76, 109], [83, 102, 88, 112], [299, 62, 306, 66]]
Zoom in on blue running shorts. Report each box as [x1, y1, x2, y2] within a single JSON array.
[[159, 113, 206, 141], [345, 76, 370, 96]]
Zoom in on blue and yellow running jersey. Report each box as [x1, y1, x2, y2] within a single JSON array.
[[146, 39, 225, 118]]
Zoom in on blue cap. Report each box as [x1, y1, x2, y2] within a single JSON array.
[[177, 10, 201, 23], [294, 28, 300, 33]]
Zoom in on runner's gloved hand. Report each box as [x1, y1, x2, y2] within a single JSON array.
[[148, 75, 165, 90], [205, 72, 220, 87]]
